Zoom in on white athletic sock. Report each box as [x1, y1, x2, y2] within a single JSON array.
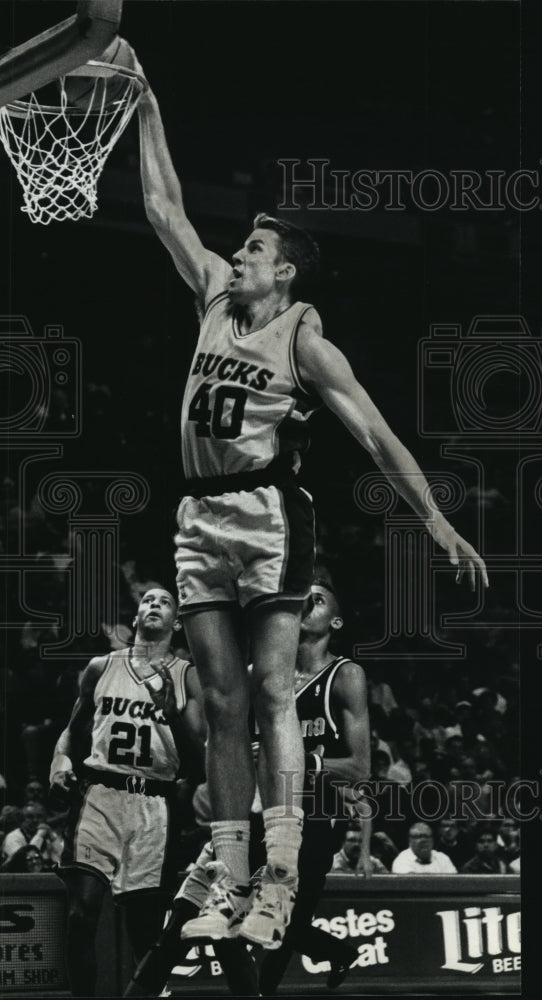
[[211, 820, 251, 885], [263, 805, 304, 878]]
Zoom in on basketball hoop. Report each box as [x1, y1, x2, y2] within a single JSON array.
[[0, 61, 147, 224]]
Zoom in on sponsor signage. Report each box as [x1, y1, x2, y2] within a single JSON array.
[[0, 876, 69, 993], [168, 875, 520, 994]]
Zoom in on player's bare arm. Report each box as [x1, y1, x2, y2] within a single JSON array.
[[131, 49, 231, 304], [311, 660, 370, 788], [144, 662, 206, 784], [297, 319, 489, 591], [49, 655, 109, 792]]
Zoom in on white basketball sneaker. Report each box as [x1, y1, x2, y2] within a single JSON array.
[[181, 861, 252, 941], [239, 863, 298, 950]]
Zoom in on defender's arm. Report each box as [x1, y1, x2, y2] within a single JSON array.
[[310, 660, 370, 789]]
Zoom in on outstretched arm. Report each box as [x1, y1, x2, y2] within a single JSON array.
[[132, 51, 231, 304], [297, 317, 489, 590]]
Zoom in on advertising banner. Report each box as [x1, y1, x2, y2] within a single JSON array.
[[0, 875, 69, 993], [168, 875, 520, 995]]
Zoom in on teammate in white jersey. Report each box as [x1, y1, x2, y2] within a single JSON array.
[[49, 589, 205, 997], [133, 47, 488, 950]]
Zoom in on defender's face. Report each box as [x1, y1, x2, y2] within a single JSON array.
[[300, 585, 340, 638], [228, 228, 283, 303], [136, 589, 177, 635]]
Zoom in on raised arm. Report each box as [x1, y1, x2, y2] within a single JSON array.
[[144, 662, 206, 785], [49, 656, 108, 792], [297, 317, 489, 590], [132, 51, 231, 304]]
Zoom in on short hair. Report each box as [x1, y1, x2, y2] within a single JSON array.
[[253, 213, 320, 295], [312, 576, 342, 616]]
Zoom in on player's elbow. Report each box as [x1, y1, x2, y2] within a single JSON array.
[[144, 193, 171, 231]]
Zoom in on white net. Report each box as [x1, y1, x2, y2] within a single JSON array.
[[0, 66, 145, 224]]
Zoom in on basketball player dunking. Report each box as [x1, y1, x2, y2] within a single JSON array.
[[132, 48, 488, 950], [49, 589, 205, 997]]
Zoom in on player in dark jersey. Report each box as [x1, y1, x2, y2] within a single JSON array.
[[132, 46, 488, 950], [257, 577, 369, 993], [49, 589, 205, 998]]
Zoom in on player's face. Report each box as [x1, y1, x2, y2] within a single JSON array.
[[228, 229, 284, 303], [136, 589, 178, 635], [300, 585, 340, 637]]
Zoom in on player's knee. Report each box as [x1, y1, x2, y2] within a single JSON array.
[[202, 685, 249, 732], [252, 674, 293, 726]]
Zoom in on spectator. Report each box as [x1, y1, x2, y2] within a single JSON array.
[[370, 831, 398, 871], [1, 803, 60, 865], [368, 678, 398, 717], [454, 700, 480, 747], [331, 822, 387, 875], [392, 823, 457, 873], [0, 805, 22, 839], [461, 828, 509, 874], [372, 749, 391, 780], [370, 727, 393, 764], [497, 818, 520, 867], [1, 844, 52, 873], [434, 817, 474, 869], [23, 779, 46, 806], [388, 738, 416, 785]]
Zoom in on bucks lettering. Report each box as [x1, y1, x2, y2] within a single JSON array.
[[100, 695, 168, 726], [191, 352, 275, 390]]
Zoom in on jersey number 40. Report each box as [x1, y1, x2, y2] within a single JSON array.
[[188, 383, 247, 439]]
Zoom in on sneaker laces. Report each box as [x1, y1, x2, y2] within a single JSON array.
[[198, 862, 240, 916]]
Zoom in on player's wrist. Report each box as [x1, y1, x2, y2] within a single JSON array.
[[305, 751, 323, 777], [49, 753, 72, 783]]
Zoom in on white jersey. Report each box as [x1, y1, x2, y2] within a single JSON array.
[[84, 649, 191, 781], [181, 292, 320, 478]]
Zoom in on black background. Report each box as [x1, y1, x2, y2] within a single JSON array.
[[0, 3, 537, 989]]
